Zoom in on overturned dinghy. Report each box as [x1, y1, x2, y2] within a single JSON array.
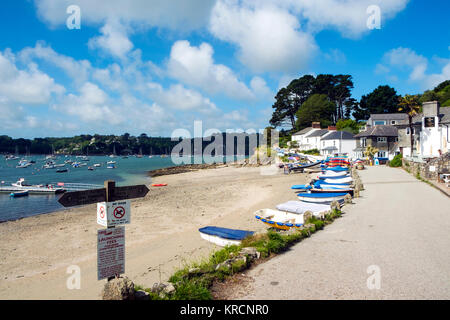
[[310, 187, 353, 196], [297, 192, 347, 203], [322, 176, 353, 184], [198, 226, 254, 247], [254, 209, 304, 231], [276, 201, 331, 216]]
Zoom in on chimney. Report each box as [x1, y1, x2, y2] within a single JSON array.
[[312, 122, 321, 129], [422, 101, 440, 117], [327, 126, 336, 131]]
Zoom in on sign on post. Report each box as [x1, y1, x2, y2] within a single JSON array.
[[97, 200, 131, 227], [58, 180, 149, 281], [97, 226, 125, 280], [58, 182, 149, 207]]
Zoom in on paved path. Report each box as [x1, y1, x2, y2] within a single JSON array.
[[233, 166, 450, 299]]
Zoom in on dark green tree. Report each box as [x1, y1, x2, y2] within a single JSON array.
[[295, 94, 335, 130], [354, 85, 400, 120]]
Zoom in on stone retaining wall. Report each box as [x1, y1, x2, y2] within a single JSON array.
[[402, 152, 450, 180]]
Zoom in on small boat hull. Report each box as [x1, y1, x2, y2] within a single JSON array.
[[10, 191, 29, 197], [198, 226, 254, 247], [297, 192, 347, 203], [254, 209, 304, 231]]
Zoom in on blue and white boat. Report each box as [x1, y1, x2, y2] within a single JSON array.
[[198, 226, 254, 247], [10, 190, 29, 197], [297, 192, 347, 203]]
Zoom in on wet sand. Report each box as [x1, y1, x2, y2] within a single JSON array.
[[0, 165, 310, 299]]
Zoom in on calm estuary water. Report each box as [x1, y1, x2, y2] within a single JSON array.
[[0, 155, 195, 222]]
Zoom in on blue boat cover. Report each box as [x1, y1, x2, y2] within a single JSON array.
[[325, 167, 348, 172], [297, 192, 347, 198], [291, 184, 312, 189], [316, 180, 351, 186], [198, 226, 254, 240]]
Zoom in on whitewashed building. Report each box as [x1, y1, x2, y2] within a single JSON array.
[[321, 130, 356, 157], [419, 101, 450, 157], [291, 122, 321, 150]]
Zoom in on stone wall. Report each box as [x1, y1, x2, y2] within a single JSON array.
[[403, 152, 450, 180]]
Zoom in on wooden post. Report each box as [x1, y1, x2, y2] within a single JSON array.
[[104, 180, 115, 203], [105, 180, 117, 282]]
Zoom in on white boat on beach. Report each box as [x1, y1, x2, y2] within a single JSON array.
[[275, 201, 331, 216], [254, 209, 304, 230], [323, 176, 353, 184]]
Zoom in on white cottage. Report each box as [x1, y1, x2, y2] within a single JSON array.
[[419, 101, 450, 157], [320, 130, 356, 157]]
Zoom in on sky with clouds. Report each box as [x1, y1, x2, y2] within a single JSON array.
[[0, 0, 449, 138]]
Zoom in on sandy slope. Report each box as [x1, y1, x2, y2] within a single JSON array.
[[0, 165, 309, 299]]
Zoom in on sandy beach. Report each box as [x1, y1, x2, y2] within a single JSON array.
[[0, 165, 310, 299]]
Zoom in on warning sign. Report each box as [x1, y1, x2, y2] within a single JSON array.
[[97, 227, 125, 280], [97, 200, 131, 227]]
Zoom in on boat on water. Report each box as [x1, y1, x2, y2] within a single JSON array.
[[297, 192, 347, 203], [0, 178, 66, 194], [198, 226, 254, 247], [254, 209, 304, 231], [16, 161, 33, 168], [107, 161, 116, 164], [88, 166, 94, 171], [93, 163, 101, 167], [56, 168, 68, 173], [10, 190, 29, 197], [107, 164, 115, 169]]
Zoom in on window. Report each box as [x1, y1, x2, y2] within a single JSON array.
[[361, 138, 367, 147], [374, 121, 386, 125], [406, 127, 410, 135], [394, 137, 399, 142], [391, 120, 397, 125], [377, 137, 387, 143], [377, 151, 386, 158]]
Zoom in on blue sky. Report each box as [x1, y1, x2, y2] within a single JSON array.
[[0, 0, 449, 138]]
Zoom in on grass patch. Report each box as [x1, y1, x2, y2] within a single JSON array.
[[136, 209, 343, 300]]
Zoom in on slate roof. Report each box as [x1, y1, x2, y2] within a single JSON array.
[[322, 131, 355, 140], [292, 127, 315, 136], [370, 113, 408, 121], [354, 125, 398, 137], [306, 129, 329, 137]]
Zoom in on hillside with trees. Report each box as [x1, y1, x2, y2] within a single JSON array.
[[270, 75, 449, 138]]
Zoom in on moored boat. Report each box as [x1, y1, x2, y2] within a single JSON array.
[[10, 190, 29, 197]]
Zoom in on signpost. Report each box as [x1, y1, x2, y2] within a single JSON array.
[[58, 180, 149, 281]]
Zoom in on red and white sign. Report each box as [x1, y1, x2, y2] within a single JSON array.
[[97, 200, 131, 227], [97, 227, 125, 280]]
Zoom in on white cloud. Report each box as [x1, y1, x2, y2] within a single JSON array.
[[168, 40, 267, 101], [0, 49, 64, 105], [88, 21, 134, 59], [54, 82, 123, 124], [147, 82, 219, 114], [34, 0, 216, 31], [209, 0, 318, 73], [379, 47, 450, 90], [19, 42, 92, 84]]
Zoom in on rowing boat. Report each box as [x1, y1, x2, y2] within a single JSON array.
[[198, 226, 254, 247]]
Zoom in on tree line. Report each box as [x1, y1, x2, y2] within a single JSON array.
[[270, 75, 450, 133], [0, 132, 264, 156]]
